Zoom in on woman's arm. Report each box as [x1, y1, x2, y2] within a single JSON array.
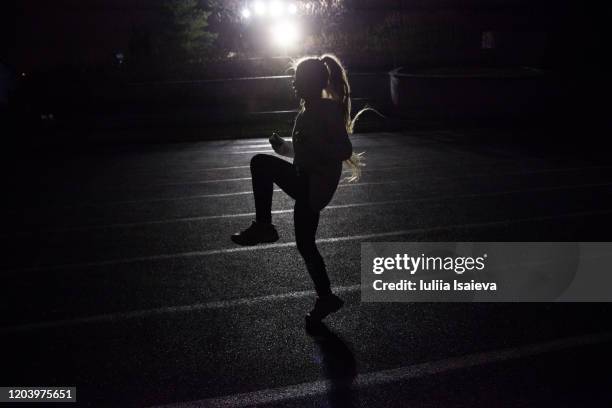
[[270, 134, 295, 158], [277, 140, 295, 158]]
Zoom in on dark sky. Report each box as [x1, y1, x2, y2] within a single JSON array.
[[15, 0, 163, 70]]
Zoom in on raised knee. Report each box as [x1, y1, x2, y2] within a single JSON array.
[[250, 153, 269, 170]]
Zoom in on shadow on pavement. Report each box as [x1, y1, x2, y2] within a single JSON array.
[[306, 321, 357, 408]]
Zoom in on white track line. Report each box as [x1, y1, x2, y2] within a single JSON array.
[[0, 285, 361, 334], [154, 172, 365, 187], [173, 165, 251, 172], [17, 181, 612, 234], [8, 208, 612, 274], [232, 144, 273, 149], [62, 164, 612, 207], [155, 167, 394, 187], [152, 161, 551, 187], [161, 176, 253, 185], [116, 163, 416, 180], [120, 165, 252, 177], [77, 189, 277, 206], [149, 331, 612, 408], [0, 165, 593, 217], [230, 150, 275, 154], [125, 166, 380, 187]]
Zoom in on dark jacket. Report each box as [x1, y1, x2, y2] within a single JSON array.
[[276, 99, 353, 211]]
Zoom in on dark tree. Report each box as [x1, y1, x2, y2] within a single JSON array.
[[161, 0, 218, 64]]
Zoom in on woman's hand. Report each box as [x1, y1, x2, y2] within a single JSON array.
[[269, 132, 285, 152], [269, 132, 295, 158]]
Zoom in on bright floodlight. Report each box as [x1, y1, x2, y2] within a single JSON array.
[[241, 8, 251, 18], [271, 20, 299, 48], [269, 1, 284, 17], [287, 3, 297, 14], [254, 1, 266, 15]]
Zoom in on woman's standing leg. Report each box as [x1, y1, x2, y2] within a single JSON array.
[[294, 198, 344, 322], [294, 200, 331, 297]]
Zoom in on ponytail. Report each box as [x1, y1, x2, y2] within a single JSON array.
[[321, 54, 378, 182], [320, 55, 352, 132]]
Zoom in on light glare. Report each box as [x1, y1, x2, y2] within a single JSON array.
[[241, 8, 251, 18], [269, 1, 284, 17], [288, 3, 297, 14], [254, 1, 266, 15], [271, 20, 299, 48]]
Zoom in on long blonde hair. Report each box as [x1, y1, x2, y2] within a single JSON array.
[[291, 54, 369, 182]]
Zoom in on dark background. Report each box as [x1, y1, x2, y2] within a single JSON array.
[[2, 2, 612, 407]]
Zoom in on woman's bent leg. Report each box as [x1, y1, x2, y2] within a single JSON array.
[[232, 154, 302, 246], [251, 154, 301, 224]]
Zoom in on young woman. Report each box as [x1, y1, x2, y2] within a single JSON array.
[[231, 54, 364, 323]]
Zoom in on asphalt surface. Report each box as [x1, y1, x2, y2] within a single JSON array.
[[2, 129, 612, 407]]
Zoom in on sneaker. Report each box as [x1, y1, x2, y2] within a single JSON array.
[[305, 294, 344, 323], [231, 221, 279, 246]]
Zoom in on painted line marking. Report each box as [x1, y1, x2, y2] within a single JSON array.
[[13, 181, 612, 235], [149, 331, 612, 408], [230, 150, 275, 154], [161, 176, 253, 185], [154, 165, 439, 187], [146, 160, 575, 187], [3, 163, 606, 218], [7, 208, 612, 273], [232, 144, 273, 149], [48, 164, 612, 208], [0, 285, 361, 334], [138, 165, 252, 174], [170, 165, 251, 172]]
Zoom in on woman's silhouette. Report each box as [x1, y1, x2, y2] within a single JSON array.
[[231, 54, 364, 324]]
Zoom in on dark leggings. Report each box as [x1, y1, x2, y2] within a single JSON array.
[[250, 154, 332, 297]]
